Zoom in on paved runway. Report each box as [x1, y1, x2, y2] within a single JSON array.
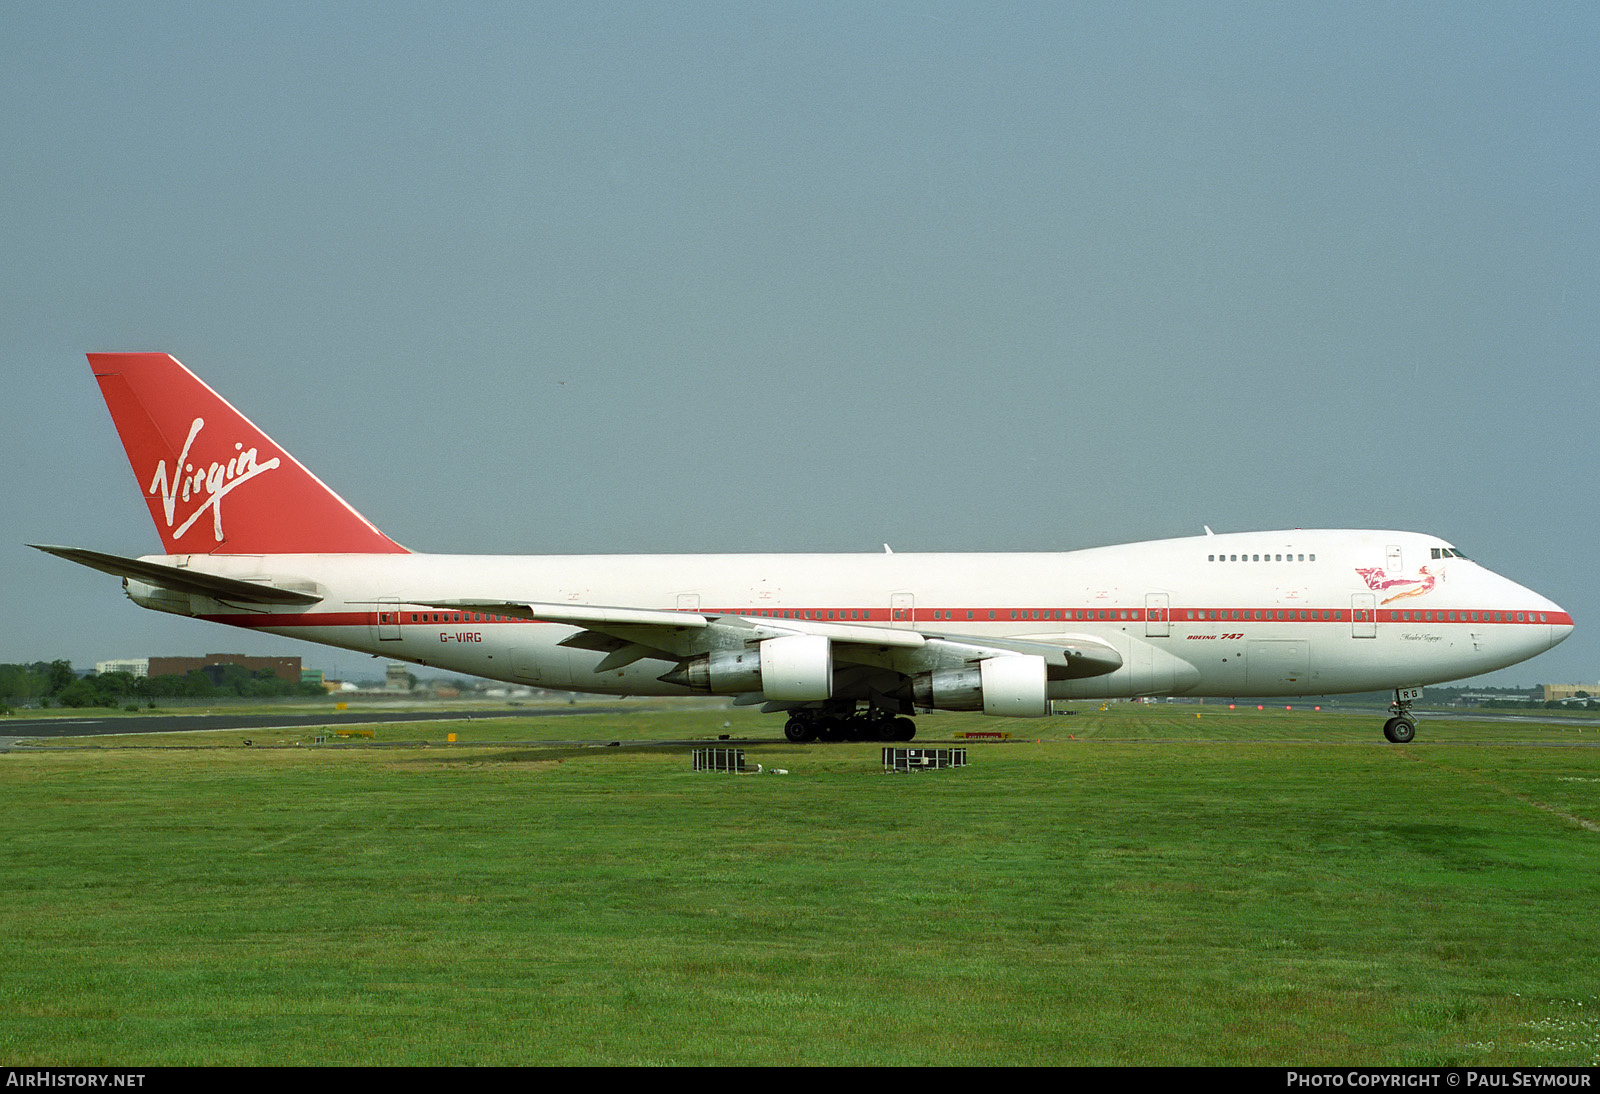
[[0, 705, 631, 740]]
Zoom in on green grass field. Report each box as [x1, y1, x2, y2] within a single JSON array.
[[2, 702, 1597, 1065]]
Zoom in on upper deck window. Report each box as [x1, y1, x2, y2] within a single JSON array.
[[1208, 550, 1315, 561]]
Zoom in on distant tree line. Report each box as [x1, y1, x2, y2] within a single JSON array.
[[0, 661, 325, 709], [1427, 684, 1595, 710]]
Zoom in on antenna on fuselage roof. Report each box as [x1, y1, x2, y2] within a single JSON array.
[[1204, 526, 1215, 536], [883, 543, 894, 554]]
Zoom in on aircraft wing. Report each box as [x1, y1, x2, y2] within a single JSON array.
[[424, 598, 1123, 681], [31, 545, 323, 605]]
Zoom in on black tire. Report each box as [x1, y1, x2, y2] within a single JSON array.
[[1383, 717, 1417, 744], [784, 716, 814, 743]]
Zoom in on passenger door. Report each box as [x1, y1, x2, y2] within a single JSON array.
[[1352, 593, 1377, 638], [1145, 593, 1169, 637]]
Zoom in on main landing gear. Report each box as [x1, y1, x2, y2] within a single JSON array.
[[1383, 688, 1420, 744], [783, 709, 917, 743]]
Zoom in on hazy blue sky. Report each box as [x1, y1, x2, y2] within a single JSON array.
[[4, 3, 1596, 687]]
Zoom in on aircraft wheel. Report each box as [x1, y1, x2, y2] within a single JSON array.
[[893, 718, 917, 742], [1383, 717, 1416, 744], [784, 716, 815, 743], [873, 720, 897, 742]]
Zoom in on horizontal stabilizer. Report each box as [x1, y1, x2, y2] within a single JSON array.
[[30, 545, 322, 605]]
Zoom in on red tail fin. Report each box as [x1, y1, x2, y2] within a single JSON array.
[[89, 353, 408, 555]]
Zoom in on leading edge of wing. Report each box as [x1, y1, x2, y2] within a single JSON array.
[[424, 598, 926, 648], [423, 598, 1121, 678]]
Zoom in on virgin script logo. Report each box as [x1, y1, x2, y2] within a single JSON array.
[[146, 417, 281, 543]]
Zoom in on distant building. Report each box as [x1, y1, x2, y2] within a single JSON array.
[[385, 663, 412, 691], [146, 654, 302, 684], [1543, 684, 1599, 701], [95, 658, 149, 677]]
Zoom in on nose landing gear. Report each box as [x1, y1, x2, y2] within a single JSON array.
[[1383, 687, 1421, 743]]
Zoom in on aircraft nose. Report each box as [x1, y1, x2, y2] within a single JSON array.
[[1528, 586, 1574, 652], [1548, 608, 1575, 651]]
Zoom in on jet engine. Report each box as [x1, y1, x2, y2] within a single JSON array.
[[912, 655, 1049, 717], [662, 633, 833, 700]]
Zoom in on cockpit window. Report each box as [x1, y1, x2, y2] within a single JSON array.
[[1431, 547, 1470, 560]]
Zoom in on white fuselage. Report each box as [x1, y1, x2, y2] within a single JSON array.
[[131, 529, 1570, 703]]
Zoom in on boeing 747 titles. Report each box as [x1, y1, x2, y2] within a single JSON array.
[[35, 353, 1572, 743]]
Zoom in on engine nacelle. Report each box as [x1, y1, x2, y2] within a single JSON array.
[[663, 634, 833, 701], [759, 634, 833, 700], [912, 655, 1049, 717]]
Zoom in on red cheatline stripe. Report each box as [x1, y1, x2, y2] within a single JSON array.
[[199, 607, 1574, 629]]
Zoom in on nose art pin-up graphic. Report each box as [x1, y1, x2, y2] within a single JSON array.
[[37, 353, 1572, 744]]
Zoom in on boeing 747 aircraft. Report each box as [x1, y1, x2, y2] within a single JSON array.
[[35, 353, 1572, 744]]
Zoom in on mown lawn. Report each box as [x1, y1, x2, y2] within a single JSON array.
[[2, 704, 1596, 1065]]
